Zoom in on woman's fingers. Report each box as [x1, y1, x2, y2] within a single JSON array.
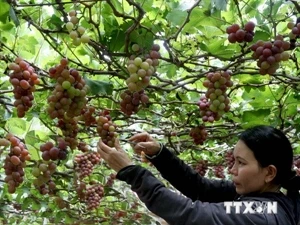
[[129, 132, 150, 142], [114, 139, 122, 151]]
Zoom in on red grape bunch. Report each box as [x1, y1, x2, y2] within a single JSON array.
[[47, 58, 89, 120], [3, 134, 30, 193], [85, 183, 104, 210], [66, 10, 90, 46], [57, 117, 79, 150], [75, 181, 104, 210], [194, 160, 208, 176], [74, 151, 101, 179], [120, 89, 149, 116], [213, 165, 225, 179], [105, 173, 116, 187], [250, 35, 290, 75], [77, 141, 89, 152], [189, 126, 208, 145], [287, 20, 300, 39], [96, 110, 118, 147], [32, 161, 57, 195], [224, 151, 235, 171], [226, 21, 255, 43], [199, 71, 232, 123], [80, 106, 96, 126], [8, 57, 40, 117], [125, 44, 160, 92], [39, 138, 68, 161]]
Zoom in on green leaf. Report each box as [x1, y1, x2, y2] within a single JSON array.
[[166, 64, 178, 78], [9, 6, 19, 26], [241, 109, 271, 128], [253, 30, 270, 42], [0, 0, 9, 23], [84, 78, 113, 95], [0, 21, 14, 31], [47, 14, 64, 29], [5, 118, 29, 137], [212, 0, 227, 11], [166, 9, 187, 26]]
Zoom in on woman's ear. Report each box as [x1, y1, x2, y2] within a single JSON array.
[[264, 165, 277, 183]]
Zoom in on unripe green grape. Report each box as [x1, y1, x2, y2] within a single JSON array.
[[66, 22, 74, 32], [70, 16, 79, 24], [218, 95, 225, 102], [261, 61, 270, 69], [77, 26, 85, 35], [69, 31, 78, 39], [219, 103, 225, 110], [215, 89, 222, 96], [209, 93, 217, 100], [132, 44, 140, 52], [129, 73, 139, 82], [128, 82, 138, 92], [214, 81, 220, 88], [281, 52, 290, 61], [69, 10, 76, 17], [80, 34, 90, 43], [140, 62, 150, 70], [209, 104, 217, 112], [212, 99, 220, 107], [127, 64, 138, 73], [32, 167, 40, 178], [134, 57, 142, 66], [137, 69, 146, 78], [62, 81, 71, 89]]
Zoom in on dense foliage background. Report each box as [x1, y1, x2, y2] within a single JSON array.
[[1, 0, 300, 224]]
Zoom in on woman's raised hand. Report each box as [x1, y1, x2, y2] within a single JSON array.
[[97, 138, 133, 172], [129, 132, 161, 156]]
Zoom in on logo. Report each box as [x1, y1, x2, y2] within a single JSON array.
[[224, 201, 277, 214]]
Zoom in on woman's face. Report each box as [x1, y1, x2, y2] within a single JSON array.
[[230, 140, 269, 195]]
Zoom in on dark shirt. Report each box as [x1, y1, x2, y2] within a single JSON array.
[[117, 146, 300, 225]]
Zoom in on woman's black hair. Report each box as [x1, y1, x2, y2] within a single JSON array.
[[239, 125, 300, 195]]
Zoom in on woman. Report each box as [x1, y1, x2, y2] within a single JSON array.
[[97, 125, 300, 225]]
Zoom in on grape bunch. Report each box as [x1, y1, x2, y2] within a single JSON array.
[[224, 151, 235, 171], [189, 126, 208, 145], [66, 10, 90, 46], [74, 152, 101, 179], [194, 160, 208, 176], [96, 110, 118, 147], [125, 44, 160, 92], [213, 165, 225, 179], [47, 58, 89, 120], [8, 57, 40, 117], [32, 161, 57, 195], [250, 35, 290, 75], [85, 184, 104, 210], [286, 19, 300, 50], [3, 134, 30, 193], [57, 119, 78, 137], [287, 20, 300, 39], [199, 71, 232, 123], [77, 141, 89, 152], [75, 181, 104, 210], [226, 21, 255, 43], [120, 90, 149, 116], [40, 139, 68, 161], [80, 106, 96, 126], [105, 173, 116, 187]]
